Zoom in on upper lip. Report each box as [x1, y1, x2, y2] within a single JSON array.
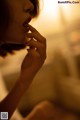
[[23, 17, 31, 27]]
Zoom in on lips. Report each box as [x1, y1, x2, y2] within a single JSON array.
[[23, 17, 31, 27]]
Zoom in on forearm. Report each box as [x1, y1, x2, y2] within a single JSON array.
[[0, 81, 24, 119], [0, 68, 36, 119]]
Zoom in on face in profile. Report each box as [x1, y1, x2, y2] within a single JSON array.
[[0, 0, 39, 56], [5, 0, 34, 44]]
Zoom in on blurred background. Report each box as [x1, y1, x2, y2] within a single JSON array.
[[0, 0, 80, 116]]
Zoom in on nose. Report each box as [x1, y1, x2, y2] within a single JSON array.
[[23, 0, 34, 14]]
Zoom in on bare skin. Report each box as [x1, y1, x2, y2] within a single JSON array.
[[0, 25, 46, 119]]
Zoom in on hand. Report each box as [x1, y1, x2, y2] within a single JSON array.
[[20, 25, 46, 85]]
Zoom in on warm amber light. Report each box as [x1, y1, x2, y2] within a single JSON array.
[[43, 0, 59, 18]]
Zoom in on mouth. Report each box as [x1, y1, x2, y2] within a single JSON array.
[[23, 17, 32, 28]]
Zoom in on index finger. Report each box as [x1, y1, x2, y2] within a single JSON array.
[[27, 24, 40, 34], [27, 25, 46, 43]]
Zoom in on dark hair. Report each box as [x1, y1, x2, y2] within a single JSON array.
[[0, 0, 10, 39], [0, 0, 39, 57]]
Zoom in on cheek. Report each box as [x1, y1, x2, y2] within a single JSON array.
[[9, 2, 23, 24], [11, 27, 25, 41], [5, 22, 25, 43]]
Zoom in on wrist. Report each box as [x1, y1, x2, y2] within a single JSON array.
[[18, 67, 36, 91]]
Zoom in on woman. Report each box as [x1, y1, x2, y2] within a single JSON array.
[[0, 0, 46, 119]]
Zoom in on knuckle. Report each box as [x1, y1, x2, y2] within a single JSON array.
[[41, 56, 46, 64], [43, 37, 46, 43], [45, 54, 47, 59], [43, 54, 47, 61]]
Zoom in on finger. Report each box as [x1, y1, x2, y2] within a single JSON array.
[[27, 47, 41, 61], [27, 40, 46, 59], [27, 24, 39, 33], [27, 24, 46, 43], [27, 40, 45, 53], [26, 33, 46, 44]]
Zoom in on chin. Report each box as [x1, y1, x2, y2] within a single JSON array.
[[11, 33, 25, 44]]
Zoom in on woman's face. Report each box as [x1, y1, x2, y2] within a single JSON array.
[[5, 0, 34, 44]]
